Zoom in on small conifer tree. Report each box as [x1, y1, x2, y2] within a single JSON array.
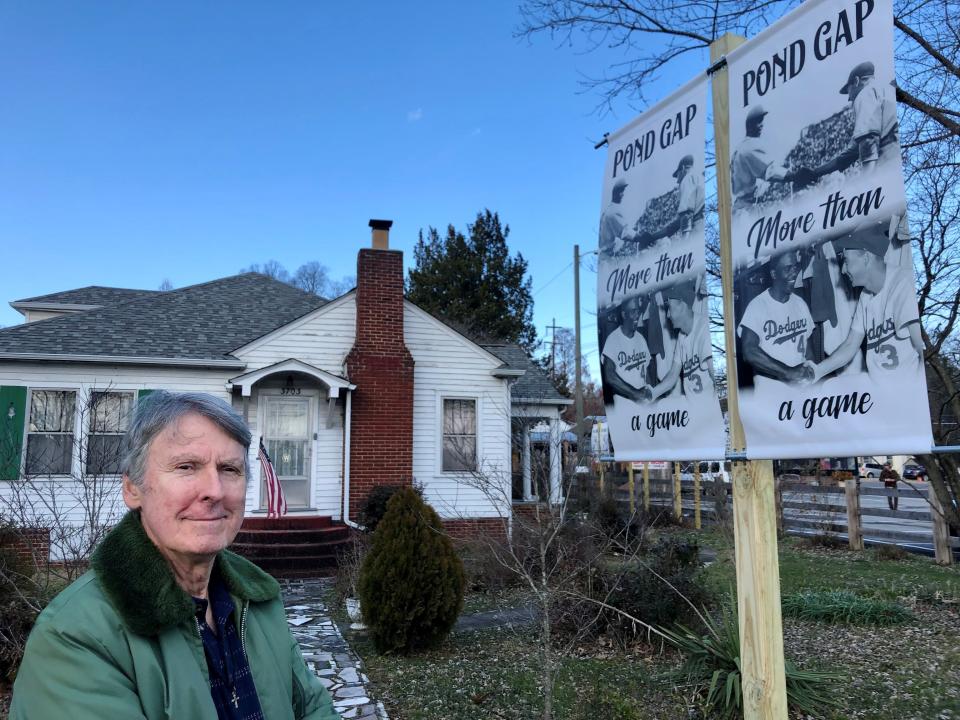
[[358, 487, 465, 653]]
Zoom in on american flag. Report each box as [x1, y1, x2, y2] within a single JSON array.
[[259, 439, 287, 518]]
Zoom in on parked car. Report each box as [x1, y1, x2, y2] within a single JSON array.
[[680, 461, 731, 486], [903, 464, 926, 480], [858, 462, 884, 478]]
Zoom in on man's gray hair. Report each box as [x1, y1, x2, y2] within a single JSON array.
[[121, 391, 252, 486]]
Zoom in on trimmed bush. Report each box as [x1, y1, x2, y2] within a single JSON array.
[[358, 488, 465, 653], [358, 484, 422, 533]]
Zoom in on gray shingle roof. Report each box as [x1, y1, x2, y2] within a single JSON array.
[[481, 343, 569, 403], [0, 274, 325, 362], [12, 286, 161, 307]]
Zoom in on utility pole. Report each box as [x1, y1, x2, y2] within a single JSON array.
[[574, 245, 585, 455], [546, 318, 561, 374]]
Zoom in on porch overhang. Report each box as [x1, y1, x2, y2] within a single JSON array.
[[227, 358, 356, 399]]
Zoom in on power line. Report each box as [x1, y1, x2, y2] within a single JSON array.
[[533, 260, 573, 296]]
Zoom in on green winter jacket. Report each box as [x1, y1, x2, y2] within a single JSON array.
[[10, 512, 340, 720]]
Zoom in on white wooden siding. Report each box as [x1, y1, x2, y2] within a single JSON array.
[[234, 294, 357, 375], [404, 304, 512, 520]]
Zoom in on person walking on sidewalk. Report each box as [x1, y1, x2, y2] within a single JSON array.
[[880, 462, 900, 511]]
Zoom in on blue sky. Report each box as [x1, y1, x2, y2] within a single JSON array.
[[0, 1, 703, 375]]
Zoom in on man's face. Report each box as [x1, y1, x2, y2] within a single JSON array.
[[621, 297, 642, 332], [612, 185, 626, 204], [666, 298, 694, 335], [771, 253, 800, 289], [123, 413, 247, 567], [676, 163, 690, 183], [841, 248, 870, 287]]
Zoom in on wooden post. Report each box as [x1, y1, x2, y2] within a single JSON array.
[[843, 477, 864, 551], [929, 484, 955, 566], [643, 462, 650, 512], [599, 462, 605, 494], [711, 32, 789, 720], [694, 463, 702, 530], [673, 462, 682, 521], [628, 463, 636, 515]]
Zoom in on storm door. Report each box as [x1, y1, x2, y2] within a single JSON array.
[[261, 395, 312, 509]]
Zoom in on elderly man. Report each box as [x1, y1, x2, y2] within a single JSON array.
[[11, 392, 340, 720]]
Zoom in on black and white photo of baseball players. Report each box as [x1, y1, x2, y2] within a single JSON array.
[[726, 0, 932, 457], [729, 58, 902, 218], [734, 214, 922, 393], [597, 78, 725, 460]]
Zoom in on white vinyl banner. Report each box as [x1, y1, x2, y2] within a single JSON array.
[[725, 0, 932, 457], [597, 77, 726, 461]]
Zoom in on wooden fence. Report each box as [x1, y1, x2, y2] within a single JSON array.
[[571, 467, 957, 565]]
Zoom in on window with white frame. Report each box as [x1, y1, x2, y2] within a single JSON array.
[[86, 391, 135, 475], [25, 390, 77, 476], [442, 398, 477, 472]]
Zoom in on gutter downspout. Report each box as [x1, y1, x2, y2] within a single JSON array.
[[342, 389, 364, 530]]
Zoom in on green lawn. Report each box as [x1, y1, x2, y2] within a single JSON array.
[[354, 528, 960, 719]]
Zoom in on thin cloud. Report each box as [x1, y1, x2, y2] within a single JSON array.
[[407, 108, 423, 122]]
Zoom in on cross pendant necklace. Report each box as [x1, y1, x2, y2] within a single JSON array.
[[231, 688, 239, 709]]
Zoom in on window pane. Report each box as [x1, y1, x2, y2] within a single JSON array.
[[29, 391, 76, 432], [443, 436, 476, 472], [266, 439, 307, 477], [26, 434, 74, 475], [86, 435, 124, 475], [443, 399, 476, 434], [90, 392, 134, 433], [266, 400, 309, 438]]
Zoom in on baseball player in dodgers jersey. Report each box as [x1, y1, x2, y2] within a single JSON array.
[[642, 278, 714, 401], [738, 251, 814, 390], [811, 221, 923, 380], [601, 295, 651, 402]]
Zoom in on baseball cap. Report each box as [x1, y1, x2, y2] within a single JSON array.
[[746, 105, 768, 125], [834, 220, 889, 257], [662, 280, 696, 306], [613, 178, 628, 192], [840, 61, 875, 94], [672, 155, 694, 178]]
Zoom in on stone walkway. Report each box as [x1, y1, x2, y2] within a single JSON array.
[[281, 578, 538, 720], [281, 579, 389, 720]]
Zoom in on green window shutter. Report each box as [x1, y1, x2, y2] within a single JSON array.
[[137, 389, 156, 402], [0, 386, 27, 481]]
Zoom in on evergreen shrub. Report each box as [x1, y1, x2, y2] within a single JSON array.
[[358, 484, 422, 533], [358, 487, 465, 653]]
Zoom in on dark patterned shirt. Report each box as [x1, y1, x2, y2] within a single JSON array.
[[193, 576, 265, 720]]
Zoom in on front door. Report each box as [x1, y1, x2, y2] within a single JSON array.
[[261, 395, 312, 509]]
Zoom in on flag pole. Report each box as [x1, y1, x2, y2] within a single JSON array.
[[710, 32, 789, 720]]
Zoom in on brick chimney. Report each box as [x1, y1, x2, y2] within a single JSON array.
[[346, 219, 415, 519]]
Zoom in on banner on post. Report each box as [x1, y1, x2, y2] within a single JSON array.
[[597, 77, 726, 461], [724, 0, 932, 457]]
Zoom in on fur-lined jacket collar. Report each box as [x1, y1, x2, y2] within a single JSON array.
[[91, 511, 279, 636]]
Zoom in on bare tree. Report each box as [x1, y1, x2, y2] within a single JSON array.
[[0, 387, 128, 613], [291, 261, 331, 296]]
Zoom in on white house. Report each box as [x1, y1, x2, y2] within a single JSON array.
[[0, 220, 570, 569]]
